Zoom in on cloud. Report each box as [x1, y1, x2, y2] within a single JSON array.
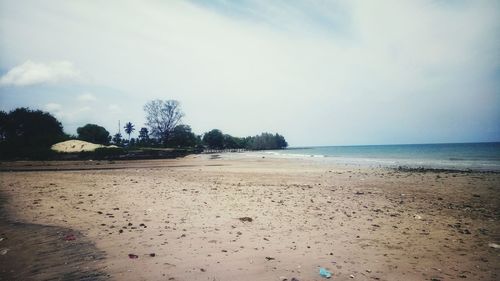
[[0, 1, 498, 144], [44, 102, 62, 112], [77, 92, 97, 102], [0, 60, 80, 86]]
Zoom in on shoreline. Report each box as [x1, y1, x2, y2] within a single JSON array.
[[258, 152, 500, 172], [0, 155, 499, 280], [0, 191, 109, 280]]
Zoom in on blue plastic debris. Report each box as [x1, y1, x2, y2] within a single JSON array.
[[319, 267, 332, 278]]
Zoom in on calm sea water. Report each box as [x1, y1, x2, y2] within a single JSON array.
[[267, 142, 500, 171]]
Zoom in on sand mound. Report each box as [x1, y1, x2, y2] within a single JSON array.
[[51, 140, 116, 153]]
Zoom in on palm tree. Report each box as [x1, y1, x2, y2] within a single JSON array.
[[124, 122, 135, 140]]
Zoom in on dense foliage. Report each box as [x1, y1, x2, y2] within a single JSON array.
[[77, 124, 111, 145], [247, 132, 288, 150], [0, 103, 288, 159], [0, 108, 67, 159], [141, 100, 288, 150], [168, 125, 199, 148], [201, 129, 287, 150], [202, 129, 225, 149]]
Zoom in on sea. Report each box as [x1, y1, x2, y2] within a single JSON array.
[[266, 142, 500, 171]]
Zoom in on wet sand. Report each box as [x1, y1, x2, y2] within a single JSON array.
[[0, 194, 108, 280], [0, 154, 499, 280]]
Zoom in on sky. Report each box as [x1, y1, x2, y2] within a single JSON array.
[[0, 0, 499, 146]]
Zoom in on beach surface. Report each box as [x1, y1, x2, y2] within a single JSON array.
[[0, 154, 499, 281]]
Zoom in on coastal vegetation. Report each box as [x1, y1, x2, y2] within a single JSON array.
[[0, 99, 288, 160], [76, 124, 111, 145], [0, 108, 66, 159]]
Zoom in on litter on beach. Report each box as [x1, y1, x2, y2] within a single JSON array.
[[319, 267, 332, 278], [238, 217, 253, 222], [488, 243, 500, 249], [64, 234, 76, 241]]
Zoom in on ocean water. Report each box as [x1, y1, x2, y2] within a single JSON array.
[[266, 142, 500, 171]]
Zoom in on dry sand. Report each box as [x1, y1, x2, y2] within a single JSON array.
[[51, 140, 117, 153], [0, 154, 499, 281]]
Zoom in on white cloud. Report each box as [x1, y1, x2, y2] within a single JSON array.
[[77, 92, 97, 102], [44, 102, 62, 112], [0, 1, 498, 144], [0, 60, 80, 86]]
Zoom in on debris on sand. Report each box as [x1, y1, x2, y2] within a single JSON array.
[[238, 217, 253, 222], [319, 267, 332, 278], [488, 243, 500, 249], [265, 256, 275, 261], [64, 234, 76, 241], [128, 254, 139, 259]]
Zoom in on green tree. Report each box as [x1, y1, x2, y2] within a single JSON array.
[[0, 111, 7, 141], [124, 122, 135, 140], [138, 127, 150, 145], [129, 137, 136, 147], [247, 132, 288, 150], [123, 122, 135, 141], [223, 134, 237, 149], [0, 108, 67, 158], [202, 129, 225, 149], [112, 133, 122, 145], [168, 125, 197, 148], [77, 124, 110, 145], [144, 99, 184, 144], [275, 133, 288, 149]]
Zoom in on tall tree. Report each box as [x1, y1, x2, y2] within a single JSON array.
[[202, 129, 225, 149], [124, 122, 135, 140], [77, 124, 110, 145], [112, 133, 122, 145], [168, 125, 197, 148], [0, 111, 7, 141], [0, 108, 66, 158], [144, 100, 184, 144], [138, 127, 150, 145]]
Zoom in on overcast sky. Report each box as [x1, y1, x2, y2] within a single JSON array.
[[0, 0, 499, 146]]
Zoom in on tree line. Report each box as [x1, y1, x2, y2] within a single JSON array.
[[0, 99, 287, 159]]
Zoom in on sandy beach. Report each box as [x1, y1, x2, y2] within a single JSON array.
[[0, 154, 499, 281]]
